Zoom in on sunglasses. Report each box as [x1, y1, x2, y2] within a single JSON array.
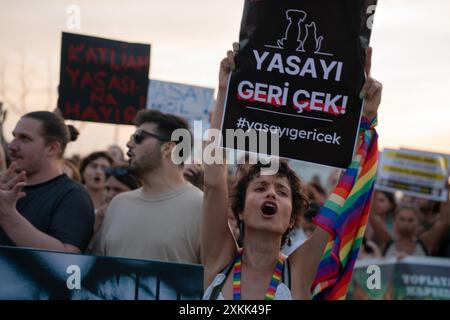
[[130, 129, 170, 145], [104, 167, 130, 177]]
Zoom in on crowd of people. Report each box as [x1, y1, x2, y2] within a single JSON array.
[[0, 47, 448, 300]]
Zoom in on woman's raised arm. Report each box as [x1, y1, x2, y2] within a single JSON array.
[[202, 48, 239, 288]]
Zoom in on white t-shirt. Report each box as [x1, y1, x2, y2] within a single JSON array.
[[92, 184, 203, 264]]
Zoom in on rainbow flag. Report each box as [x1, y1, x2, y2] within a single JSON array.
[[312, 115, 379, 300]]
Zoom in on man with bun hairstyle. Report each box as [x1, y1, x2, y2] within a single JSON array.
[[0, 111, 94, 253]]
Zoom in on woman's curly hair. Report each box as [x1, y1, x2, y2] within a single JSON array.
[[231, 160, 309, 246]]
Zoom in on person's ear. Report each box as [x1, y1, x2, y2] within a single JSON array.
[[160, 141, 175, 160], [46, 141, 62, 158]]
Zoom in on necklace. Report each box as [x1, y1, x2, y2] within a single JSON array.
[[232, 250, 286, 300]]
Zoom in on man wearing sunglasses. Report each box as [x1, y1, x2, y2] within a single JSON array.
[[92, 110, 203, 265]]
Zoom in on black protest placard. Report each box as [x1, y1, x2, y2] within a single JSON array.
[[0, 246, 203, 300], [222, 0, 377, 168], [57, 32, 150, 125]]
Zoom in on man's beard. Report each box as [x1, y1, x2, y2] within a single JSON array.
[[129, 152, 162, 178]]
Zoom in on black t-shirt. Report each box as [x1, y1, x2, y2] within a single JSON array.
[[0, 174, 95, 251]]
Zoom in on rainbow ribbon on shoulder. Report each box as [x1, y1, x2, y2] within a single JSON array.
[[312, 115, 379, 300]]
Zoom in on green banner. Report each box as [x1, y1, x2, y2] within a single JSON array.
[[348, 257, 450, 300]]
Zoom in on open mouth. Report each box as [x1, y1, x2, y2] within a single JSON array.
[[94, 177, 101, 183], [127, 151, 134, 160], [261, 201, 277, 216]]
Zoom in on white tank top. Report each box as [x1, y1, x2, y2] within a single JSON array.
[[203, 257, 292, 300], [202, 273, 292, 300], [383, 240, 427, 258]]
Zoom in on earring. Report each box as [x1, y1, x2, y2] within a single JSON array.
[[236, 221, 244, 248]]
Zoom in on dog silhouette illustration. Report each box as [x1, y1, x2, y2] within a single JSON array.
[[266, 9, 333, 56], [301, 22, 324, 53], [276, 9, 307, 51]]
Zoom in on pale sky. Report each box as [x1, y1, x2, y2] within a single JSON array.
[[0, 0, 449, 161]]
